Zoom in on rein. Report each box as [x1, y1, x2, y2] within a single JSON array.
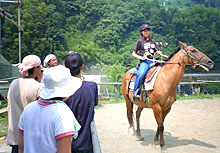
[[148, 57, 180, 65], [150, 47, 207, 66], [181, 49, 207, 69]]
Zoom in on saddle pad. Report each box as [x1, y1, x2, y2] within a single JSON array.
[[144, 66, 160, 91], [128, 66, 161, 90], [125, 66, 160, 81], [145, 66, 160, 82]]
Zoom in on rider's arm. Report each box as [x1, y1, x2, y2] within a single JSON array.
[[132, 50, 146, 60]]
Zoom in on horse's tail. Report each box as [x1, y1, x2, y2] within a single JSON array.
[[122, 70, 135, 129]]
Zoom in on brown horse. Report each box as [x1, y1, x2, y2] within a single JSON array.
[[122, 41, 214, 152]]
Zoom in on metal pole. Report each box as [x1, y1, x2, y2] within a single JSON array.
[[0, 13, 23, 30], [0, 0, 18, 3], [0, 0, 22, 63], [0, 1, 1, 62], [18, 0, 21, 63], [90, 120, 102, 153]]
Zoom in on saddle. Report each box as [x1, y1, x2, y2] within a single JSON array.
[[126, 64, 161, 105], [128, 64, 160, 88]]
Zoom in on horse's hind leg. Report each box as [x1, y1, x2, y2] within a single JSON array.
[[135, 106, 144, 141], [126, 99, 135, 135]]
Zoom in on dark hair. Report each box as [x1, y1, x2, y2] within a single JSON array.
[[27, 65, 40, 75], [70, 67, 80, 76], [27, 67, 35, 75], [51, 97, 63, 100]]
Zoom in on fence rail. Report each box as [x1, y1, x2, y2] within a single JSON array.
[[1, 80, 220, 109]]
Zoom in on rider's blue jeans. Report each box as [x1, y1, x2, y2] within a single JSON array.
[[133, 60, 153, 96]]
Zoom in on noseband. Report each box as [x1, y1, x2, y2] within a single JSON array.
[[181, 48, 207, 69]]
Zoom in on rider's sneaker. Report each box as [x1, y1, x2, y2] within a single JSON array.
[[133, 95, 140, 101]]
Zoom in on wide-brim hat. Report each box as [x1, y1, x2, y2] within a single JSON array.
[[39, 65, 82, 99]]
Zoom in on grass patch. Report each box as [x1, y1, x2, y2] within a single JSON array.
[[0, 100, 7, 109], [97, 94, 220, 107], [0, 113, 8, 136], [96, 97, 125, 108], [176, 93, 220, 100]]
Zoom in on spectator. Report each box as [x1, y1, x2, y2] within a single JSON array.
[[43, 54, 57, 68], [64, 52, 98, 153], [7, 55, 43, 153], [18, 65, 81, 153]]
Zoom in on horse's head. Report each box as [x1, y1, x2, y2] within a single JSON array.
[[179, 41, 214, 71]]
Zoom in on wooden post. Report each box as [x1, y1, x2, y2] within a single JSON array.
[[104, 86, 109, 97], [114, 85, 118, 102], [194, 85, 201, 96]]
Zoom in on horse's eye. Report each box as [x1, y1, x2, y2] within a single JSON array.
[[191, 50, 197, 53]]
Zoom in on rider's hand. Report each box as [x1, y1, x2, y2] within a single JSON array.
[[156, 51, 162, 56], [142, 55, 148, 60]]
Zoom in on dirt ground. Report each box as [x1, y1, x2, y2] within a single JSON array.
[[1, 98, 220, 153], [94, 98, 220, 153]]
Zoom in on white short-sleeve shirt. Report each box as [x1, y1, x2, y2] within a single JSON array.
[[19, 100, 81, 153]]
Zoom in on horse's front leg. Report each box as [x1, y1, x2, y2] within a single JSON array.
[[154, 126, 160, 145], [135, 106, 144, 141], [152, 104, 167, 152]]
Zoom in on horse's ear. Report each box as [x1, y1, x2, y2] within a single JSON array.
[[179, 41, 188, 50]]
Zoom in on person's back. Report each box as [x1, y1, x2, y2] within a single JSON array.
[[65, 81, 98, 151], [7, 55, 42, 153], [64, 52, 98, 153], [7, 78, 41, 145], [19, 100, 79, 153]]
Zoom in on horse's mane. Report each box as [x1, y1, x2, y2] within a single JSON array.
[[155, 47, 180, 67], [164, 47, 181, 62]]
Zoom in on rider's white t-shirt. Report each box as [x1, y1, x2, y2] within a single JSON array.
[[19, 100, 81, 153]]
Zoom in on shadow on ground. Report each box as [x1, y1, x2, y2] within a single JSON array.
[[139, 129, 216, 149]]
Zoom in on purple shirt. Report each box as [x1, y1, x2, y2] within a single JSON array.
[[65, 81, 98, 151]]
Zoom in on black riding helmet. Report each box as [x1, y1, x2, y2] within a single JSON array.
[[140, 24, 150, 32]]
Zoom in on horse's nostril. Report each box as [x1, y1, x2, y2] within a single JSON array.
[[208, 60, 214, 65]]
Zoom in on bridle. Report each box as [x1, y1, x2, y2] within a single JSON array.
[[181, 48, 207, 69]]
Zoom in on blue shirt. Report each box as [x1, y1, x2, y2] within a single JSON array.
[[65, 81, 98, 151]]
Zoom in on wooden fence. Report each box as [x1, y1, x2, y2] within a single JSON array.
[[98, 80, 220, 100], [1, 80, 220, 104]]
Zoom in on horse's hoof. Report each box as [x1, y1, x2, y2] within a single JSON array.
[[154, 140, 160, 146], [135, 135, 144, 141], [154, 144, 160, 149], [161, 146, 168, 153], [128, 127, 135, 136]]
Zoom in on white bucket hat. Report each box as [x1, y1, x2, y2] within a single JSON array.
[[39, 65, 82, 99]]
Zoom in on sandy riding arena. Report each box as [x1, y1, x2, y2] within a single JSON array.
[[95, 98, 220, 153], [1, 98, 220, 153]]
